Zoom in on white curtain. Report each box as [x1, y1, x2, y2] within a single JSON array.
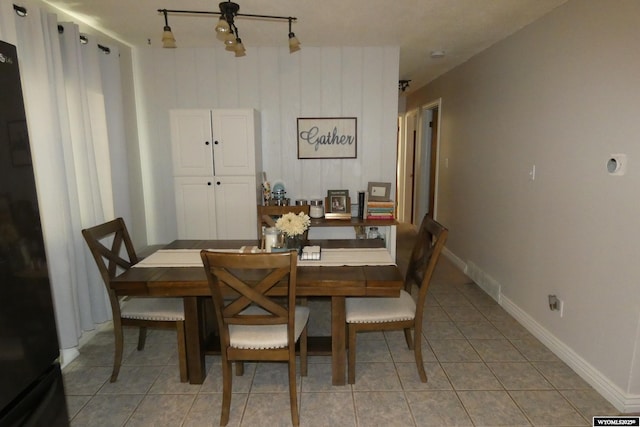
[[0, 2, 131, 364]]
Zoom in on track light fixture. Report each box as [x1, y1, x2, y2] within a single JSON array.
[[158, 1, 300, 56], [288, 18, 300, 54], [161, 9, 176, 48]]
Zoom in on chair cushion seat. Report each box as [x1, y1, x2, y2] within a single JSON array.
[[346, 290, 416, 323], [229, 305, 310, 349], [121, 297, 185, 321]]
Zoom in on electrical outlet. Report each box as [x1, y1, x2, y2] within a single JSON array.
[[548, 294, 564, 317]]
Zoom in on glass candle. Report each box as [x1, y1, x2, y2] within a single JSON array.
[[309, 199, 324, 218], [264, 227, 279, 252]]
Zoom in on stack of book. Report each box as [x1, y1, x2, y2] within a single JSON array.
[[366, 200, 395, 220]]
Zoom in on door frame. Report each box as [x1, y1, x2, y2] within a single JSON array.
[[417, 100, 441, 220], [397, 98, 442, 225], [396, 110, 417, 223]]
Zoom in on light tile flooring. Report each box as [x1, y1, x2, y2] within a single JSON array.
[[62, 257, 620, 426]]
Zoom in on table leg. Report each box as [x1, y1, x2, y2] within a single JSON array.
[[331, 296, 346, 385], [184, 296, 205, 384]]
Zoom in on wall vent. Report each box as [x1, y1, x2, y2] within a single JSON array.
[[465, 261, 502, 303]]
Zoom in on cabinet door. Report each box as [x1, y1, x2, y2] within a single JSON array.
[[213, 175, 258, 239], [211, 109, 257, 176], [174, 177, 217, 239], [170, 110, 213, 176]]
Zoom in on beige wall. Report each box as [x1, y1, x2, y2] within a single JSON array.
[[407, 0, 640, 410]]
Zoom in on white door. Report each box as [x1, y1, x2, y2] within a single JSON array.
[[213, 175, 258, 239], [398, 110, 417, 224], [211, 109, 257, 176], [174, 177, 217, 239], [170, 109, 214, 177]]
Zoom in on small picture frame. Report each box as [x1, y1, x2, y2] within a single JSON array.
[[325, 189, 351, 219], [367, 182, 391, 201], [329, 195, 347, 213]]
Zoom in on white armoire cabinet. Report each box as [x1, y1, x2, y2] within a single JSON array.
[[170, 109, 262, 239]]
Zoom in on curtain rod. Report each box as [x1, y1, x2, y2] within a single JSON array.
[[13, 4, 27, 17], [15, 5, 111, 54], [56, 25, 111, 54]]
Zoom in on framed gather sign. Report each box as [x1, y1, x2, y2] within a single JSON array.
[[297, 117, 357, 159]]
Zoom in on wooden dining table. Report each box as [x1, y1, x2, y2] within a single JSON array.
[[110, 239, 404, 385]]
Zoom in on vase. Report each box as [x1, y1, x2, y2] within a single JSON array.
[[285, 235, 304, 250]]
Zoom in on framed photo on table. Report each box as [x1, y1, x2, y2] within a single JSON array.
[[367, 182, 391, 201], [325, 189, 351, 219], [297, 117, 357, 159]]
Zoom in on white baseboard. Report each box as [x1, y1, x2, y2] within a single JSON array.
[[501, 295, 640, 413], [59, 347, 79, 370], [444, 248, 640, 413], [443, 247, 465, 272], [59, 321, 113, 371]]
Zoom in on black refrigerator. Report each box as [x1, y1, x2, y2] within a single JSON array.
[[0, 40, 69, 426]]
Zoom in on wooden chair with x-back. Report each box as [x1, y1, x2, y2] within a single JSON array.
[[345, 214, 448, 384], [82, 217, 187, 382], [200, 249, 309, 426]]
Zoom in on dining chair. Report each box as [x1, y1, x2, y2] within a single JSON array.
[[256, 204, 310, 245], [345, 215, 448, 384], [81, 218, 187, 382], [200, 250, 309, 426]]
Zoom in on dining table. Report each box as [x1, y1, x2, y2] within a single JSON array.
[[110, 239, 404, 385]]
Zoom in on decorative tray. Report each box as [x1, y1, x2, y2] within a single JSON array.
[[299, 245, 321, 261]]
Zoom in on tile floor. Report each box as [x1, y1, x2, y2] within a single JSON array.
[[62, 256, 620, 426]]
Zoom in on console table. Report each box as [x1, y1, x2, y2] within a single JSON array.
[[308, 217, 398, 259], [258, 205, 398, 259]]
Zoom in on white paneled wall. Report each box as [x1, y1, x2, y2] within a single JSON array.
[[133, 46, 399, 243]]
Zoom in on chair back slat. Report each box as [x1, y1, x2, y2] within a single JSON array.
[[200, 250, 298, 340], [215, 265, 289, 323], [405, 215, 448, 298], [82, 217, 138, 286]]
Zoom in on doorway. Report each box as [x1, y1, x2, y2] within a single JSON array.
[[396, 100, 440, 225]]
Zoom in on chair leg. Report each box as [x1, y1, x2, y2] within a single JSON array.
[[348, 324, 357, 384], [137, 326, 147, 350], [414, 330, 427, 383], [235, 362, 244, 376], [300, 325, 308, 377], [111, 319, 124, 382], [288, 357, 300, 426], [176, 321, 188, 382], [404, 327, 414, 350], [220, 359, 233, 426]]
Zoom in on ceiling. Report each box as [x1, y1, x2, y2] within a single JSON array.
[[43, 0, 567, 93]]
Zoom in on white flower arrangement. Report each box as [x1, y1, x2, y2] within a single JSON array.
[[275, 211, 311, 237]]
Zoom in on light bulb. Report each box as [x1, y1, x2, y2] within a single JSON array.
[[162, 27, 176, 48], [289, 33, 301, 53], [224, 32, 237, 47], [215, 17, 230, 34], [235, 39, 246, 57]]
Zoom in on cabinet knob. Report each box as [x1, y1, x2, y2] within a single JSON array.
[[207, 182, 212, 186], [214, 140, 219, 145], [205, 141, 210, 145], [216, 181, 221, 185]]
